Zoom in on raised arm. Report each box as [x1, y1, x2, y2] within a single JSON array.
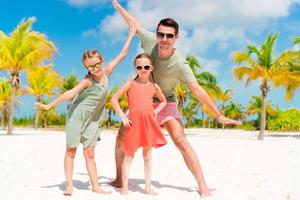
[[153, 84, 167, 115], [187, 82, 241, 125], [105, 22, 136, 77], [112, 0, 142, 35], [111, 81, 132, 127], [35, 78, 91, 110]]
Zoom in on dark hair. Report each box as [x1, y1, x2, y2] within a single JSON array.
[[156, 18, 179, 36], [82, 49, 104, 67], [133, 53, 157, 90]]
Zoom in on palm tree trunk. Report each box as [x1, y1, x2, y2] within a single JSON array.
[[1, 106, 6, 130], [7, 85, 16, 135], [221, 104, 225, 130], [258, 83, 267, 140], [202, 111, 205, 128], [34, 97, 41, 130], [108, 110, 112, 128], [43, 118, 47, 128]]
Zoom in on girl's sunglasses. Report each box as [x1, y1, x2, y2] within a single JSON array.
[[135, 65, 151, 71], [87, 62, 103, 72]]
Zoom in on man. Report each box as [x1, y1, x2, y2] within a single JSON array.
[[110, 0, 241, 197]]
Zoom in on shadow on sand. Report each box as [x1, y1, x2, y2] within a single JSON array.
[[41, 173, 196, 193]]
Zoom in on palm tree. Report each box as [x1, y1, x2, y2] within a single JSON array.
[[39, 98, 59, 128], [175, 83, 187, 113], [186, 55, 222, 128], [219, 89, 234, 129], [27, 65, 61, 129], [224, 101, 245, 123], [0, 78, 11, 130], [246, 96, 277, 128], [0, 17, 56, 134], [293, 36, 300, 44], [61, 72, 79, 108], [182, 102, 197, 127], [105, 87, 119, 128], [233, 34, 300, 140]]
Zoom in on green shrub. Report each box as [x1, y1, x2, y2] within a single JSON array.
[[236, 124, 257, 131], [267, 108, 300, 131]]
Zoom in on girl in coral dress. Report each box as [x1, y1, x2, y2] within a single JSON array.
[[111, 53, 167, 195]]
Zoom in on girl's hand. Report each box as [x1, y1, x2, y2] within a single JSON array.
[[122, 116, 132, 128], [35, 102, 50, 111], [128, 21, 137, 36], [217, 115, 242, 125]]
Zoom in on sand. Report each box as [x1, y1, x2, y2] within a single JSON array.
[[0, 128, 299, 200]]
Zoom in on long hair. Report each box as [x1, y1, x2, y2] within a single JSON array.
[[82, 49, 104, 67]]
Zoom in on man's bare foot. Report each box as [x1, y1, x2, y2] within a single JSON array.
[[108, 179, 122, 188], [63, 183, 73, 196], [120, 188, 128, 195], [145, 188, 158, 195], [92, 187, 112, 194]]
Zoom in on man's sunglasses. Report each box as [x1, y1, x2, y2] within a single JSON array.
[[87, 62, 103, 72], [135, 65, 151, 70], [156, 32, 175, 39]]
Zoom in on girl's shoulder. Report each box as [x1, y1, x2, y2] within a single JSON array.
[[82, 74, 94, 86]]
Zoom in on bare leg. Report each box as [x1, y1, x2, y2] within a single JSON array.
[[164, 119, 211, 197], [143, 147, 157, 195], [109, 125, 126, 188], [120, 154, 133, 195], [83, 146, 111, 194], [63, 147, 76, 196]]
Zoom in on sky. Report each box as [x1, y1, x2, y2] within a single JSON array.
[[0, 0, 300, 118]]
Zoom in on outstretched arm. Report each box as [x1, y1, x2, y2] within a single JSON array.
[[35, 78, 91, 110], [188, 82, 241, 125], [111, 81, 132, 127], [112, 0, 142, 35], [105, 23, 136, 77]]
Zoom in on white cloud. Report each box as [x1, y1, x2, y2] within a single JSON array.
[[64, 0, 110, 7], [99, 0, 300, 56], [81, 28, 98, 38], [68, 0, 300, 108]]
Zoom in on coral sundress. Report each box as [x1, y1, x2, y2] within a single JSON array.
[[124, 80, 167, 155]]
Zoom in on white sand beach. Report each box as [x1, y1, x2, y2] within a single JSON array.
[[0, 128, 299, 200]]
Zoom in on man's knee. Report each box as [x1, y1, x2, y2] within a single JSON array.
[[174, 136, 191, 152]]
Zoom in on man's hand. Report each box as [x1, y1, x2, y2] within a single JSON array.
[[217, 115, 242, 125]]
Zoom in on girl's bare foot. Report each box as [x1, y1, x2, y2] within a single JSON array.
[[198, 188, 215, 198], [92, 187, 112, 194], [63, 183, 73, 196], [120, 188, 128, 195], [145, 188, 158, 195]]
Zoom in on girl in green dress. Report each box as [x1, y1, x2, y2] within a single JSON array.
[[36, 24, 136, 196]]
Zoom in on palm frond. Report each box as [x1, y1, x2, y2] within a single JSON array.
[[259, 33, 278, 68], [232, 51, 255, 65]]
